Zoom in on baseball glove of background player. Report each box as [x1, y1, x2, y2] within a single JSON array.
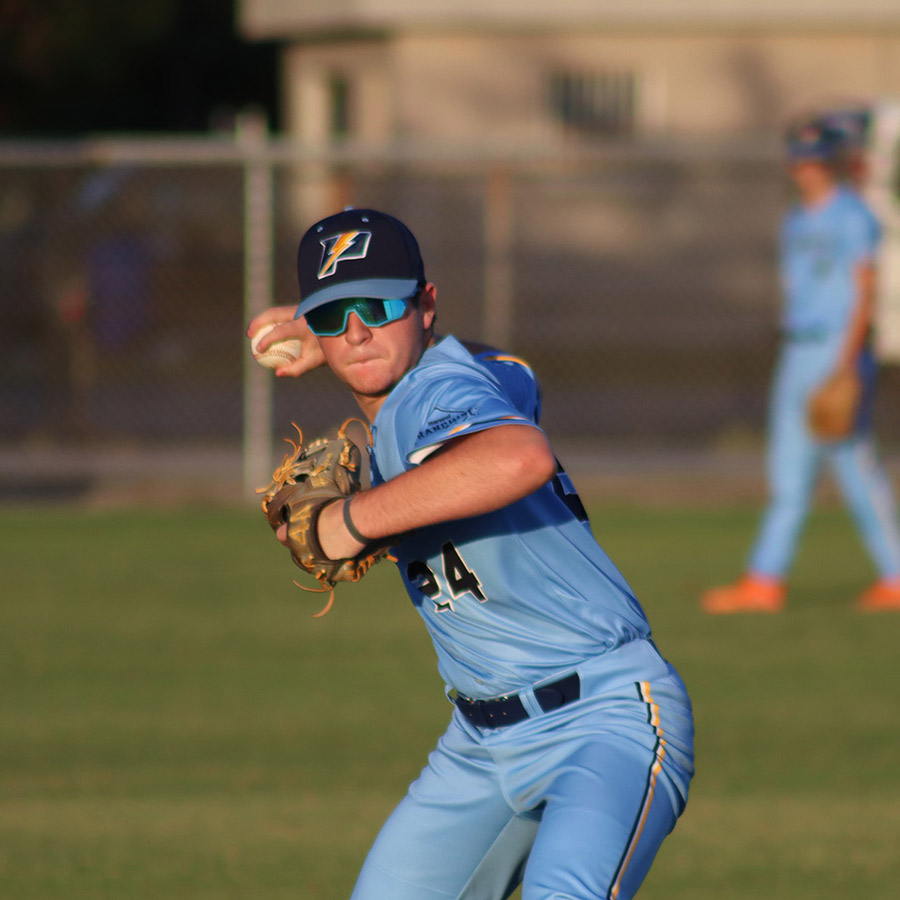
[[807, 368, 862, 441], [257, 419, 392, 616]]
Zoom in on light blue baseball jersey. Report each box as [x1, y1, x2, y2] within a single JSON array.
[[780, 185, 880, 335], [369, 336, 651, 699]]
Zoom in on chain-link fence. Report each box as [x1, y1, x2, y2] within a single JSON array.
[[2, 134, 899, 503]]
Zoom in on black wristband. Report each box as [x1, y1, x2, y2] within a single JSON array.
[[342, 496, 373, 544]]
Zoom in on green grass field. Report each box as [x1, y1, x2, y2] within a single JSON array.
[[2, 504, 898, 899]]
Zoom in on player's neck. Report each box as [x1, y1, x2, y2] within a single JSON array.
[[352, 391, 387, 423], [800, 181, 838, 210]]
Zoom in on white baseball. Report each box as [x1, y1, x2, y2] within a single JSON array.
[[250, 323, 303, 371]]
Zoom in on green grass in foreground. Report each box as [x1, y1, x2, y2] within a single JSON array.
[[0, 505, 897, 899]]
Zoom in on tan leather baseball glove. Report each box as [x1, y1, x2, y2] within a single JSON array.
[[807, 369, 862, 441], [257, 419, 393, 616]]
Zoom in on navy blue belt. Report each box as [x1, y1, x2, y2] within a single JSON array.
[[453, 673, 581, 728]]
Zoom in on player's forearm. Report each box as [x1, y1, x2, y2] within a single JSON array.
[[319, 425, 556, 557], [838, 263, 876, 369]]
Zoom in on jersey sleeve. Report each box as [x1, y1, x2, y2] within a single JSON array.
[[845, 204, 880, 264], [473, 351, 543, 424], [396, 361, 541, 466]]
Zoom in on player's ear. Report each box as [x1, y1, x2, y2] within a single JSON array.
[[418, 283, 437, 330]]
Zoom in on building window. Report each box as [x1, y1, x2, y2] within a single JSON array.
[[329, 74, 350, 138], [548, 70, 637, 137]]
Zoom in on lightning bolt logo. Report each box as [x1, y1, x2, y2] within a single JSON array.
[[318, 230, 372, 279]]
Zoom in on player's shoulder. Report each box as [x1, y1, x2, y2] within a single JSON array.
[[472, 348, 538, 385], [382, 337, 501, 416], [834, 186, 881, 239], [383, 336, 541, 427], [375, 336, 541, 471], [471, 349, 542, 423], [405, 336, 538, 388], [833, 185, 874, 217], [472, 348, 535, 373], [407, 336, 501, 385]]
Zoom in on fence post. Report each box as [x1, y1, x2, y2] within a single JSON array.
[[483, 166, 514, 348], [239, 110, 274, 500]]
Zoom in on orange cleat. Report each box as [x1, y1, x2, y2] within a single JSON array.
[[857, 578, 900, 611], [700, 574, 787, 614]]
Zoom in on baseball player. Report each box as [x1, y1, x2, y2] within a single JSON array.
[[251, 207, 695, 899], [702, 117, 900, 613]]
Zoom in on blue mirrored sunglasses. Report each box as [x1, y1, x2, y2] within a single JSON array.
[[304, 295, 414, 337]]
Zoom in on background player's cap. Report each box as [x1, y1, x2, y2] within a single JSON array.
[[784, 118, 843, 162], [818, 107, 871, 152], [295, 207, 426, 319]]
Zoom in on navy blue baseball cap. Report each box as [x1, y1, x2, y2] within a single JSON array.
[[785, 119, 843, 162], [819, 107, 871, 151], [295, 207, 426, 319]]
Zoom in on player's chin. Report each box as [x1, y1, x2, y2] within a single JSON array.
[[342, 362, 397, 395], [347, 378, 394, 401]]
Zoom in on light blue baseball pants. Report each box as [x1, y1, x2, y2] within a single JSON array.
[[749, 337, 900, 579], [349, 639, 695, 900]]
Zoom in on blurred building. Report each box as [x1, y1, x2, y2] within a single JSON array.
[[240, 1, 900, 145], [8, 1, 900, 476]]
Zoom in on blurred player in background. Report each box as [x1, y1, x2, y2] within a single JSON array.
[[702, 115, 900, 613], [249, 207, 694, 899]]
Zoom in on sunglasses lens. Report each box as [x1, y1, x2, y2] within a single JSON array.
[[372, 298, 409, 325], [357, 298, 391, 326], [305, 299, 361, 335], [306, 297, 411, 336]]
